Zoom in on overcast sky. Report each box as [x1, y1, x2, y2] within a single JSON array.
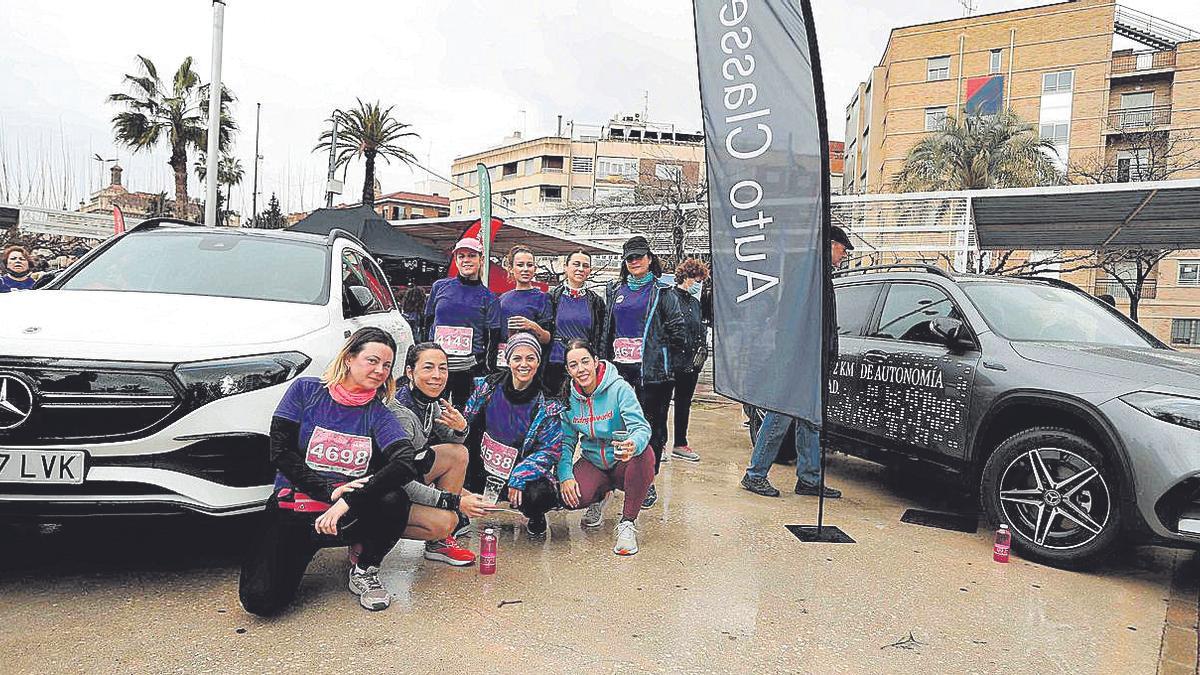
[[1, 0, 1195, 217]]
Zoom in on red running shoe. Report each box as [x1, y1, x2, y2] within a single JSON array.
[[424, 536, 476, 566]]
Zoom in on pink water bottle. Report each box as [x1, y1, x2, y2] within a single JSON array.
[[480, 527, 497, 575], [993, 524, 1011, 563]]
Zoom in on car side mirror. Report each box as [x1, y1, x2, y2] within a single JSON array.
[[346, 285, 376, 315], [929, 317, 972, 350], [32, 272, 56, 290]]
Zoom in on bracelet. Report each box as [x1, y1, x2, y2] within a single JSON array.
[[435, 491, 461, 511]]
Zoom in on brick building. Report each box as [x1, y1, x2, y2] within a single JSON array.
[[839, 0, 1200, 349]]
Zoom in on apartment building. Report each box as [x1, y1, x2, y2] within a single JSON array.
[[839, 0, 1200, 349], [448, 114, 705, 217], [842, 0, 1200, 193]]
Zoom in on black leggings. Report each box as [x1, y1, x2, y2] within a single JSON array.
[[508, 477, 558, 520], [614, 363, 672, 474], [239, 489, 412, 617], [668, 368, 700, 448]]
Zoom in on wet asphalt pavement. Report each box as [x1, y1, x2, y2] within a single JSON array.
[[0, 400, 1194, 674]]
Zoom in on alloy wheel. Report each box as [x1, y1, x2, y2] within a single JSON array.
[[997, 447, 1111, 550]]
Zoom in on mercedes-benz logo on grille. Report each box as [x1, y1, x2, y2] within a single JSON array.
[[0, 374, 34, 430]]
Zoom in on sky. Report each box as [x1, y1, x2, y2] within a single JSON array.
[[1, 0, 1196, 217]]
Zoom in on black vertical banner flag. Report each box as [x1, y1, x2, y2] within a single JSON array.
[[692, 0, 832, 424]]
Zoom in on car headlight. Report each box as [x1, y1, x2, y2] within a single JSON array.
[[175, 352, 311, 408], [1121, 392, 1200, 432]]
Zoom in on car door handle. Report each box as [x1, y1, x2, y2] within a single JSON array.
[[863, 350, 887, 364]]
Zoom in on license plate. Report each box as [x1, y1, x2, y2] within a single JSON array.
[[0, 450, 86, 485]]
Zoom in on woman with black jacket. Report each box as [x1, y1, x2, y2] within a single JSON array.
[[665, 258, 710, 463], [602, 236, 686, 508], [545, 249, 605, 396], [239, 328, 460, 616]]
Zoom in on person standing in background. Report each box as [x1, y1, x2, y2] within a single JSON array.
[[664, 258, 710, 463], [497, 244, 553, 369], [1, 246, 36, 292], [602, 236, 686, 509], [423, 237, 501, 409], [545, 250, 605, 397]]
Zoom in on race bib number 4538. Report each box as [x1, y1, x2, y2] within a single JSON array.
[[305, 426, 373, 477], [481, 432, 520, 479], [434, 325, 474, 356], [612, 337, 644, 364]]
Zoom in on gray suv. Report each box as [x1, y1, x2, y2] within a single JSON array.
[[810, 264, 1200, 567]]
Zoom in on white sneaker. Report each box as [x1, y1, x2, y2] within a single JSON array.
[[582, 494, 608, 528], [613, 520, 639, 556], [660, 448, 671, 463], [348, 565, 390, 611]]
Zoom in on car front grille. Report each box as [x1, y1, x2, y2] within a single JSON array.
[[0, 358, 183, 444]]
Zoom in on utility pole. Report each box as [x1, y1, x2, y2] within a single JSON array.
[[204, 0, 226, 226], [251, 102, 261, 226], [325, 115, 340, 208]]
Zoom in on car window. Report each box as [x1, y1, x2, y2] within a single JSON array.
[[873, 283, 963, 343], [961, 281, 1155, 347], [341, 250, 385, 317], [59, 231, 329, 304], [360, 255, 396, 311], [835, 283, 881, 336]]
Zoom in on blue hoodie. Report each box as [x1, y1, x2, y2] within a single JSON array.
[[557, 360, 652, 482]]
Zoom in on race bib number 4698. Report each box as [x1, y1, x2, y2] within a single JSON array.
[[612, 337, 644, 364], [434, 325, 474, 356], [305, 426, 373, 477]]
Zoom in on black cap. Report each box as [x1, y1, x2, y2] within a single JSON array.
[[831, 226, 854, 250], [623, 236, 651, 258]]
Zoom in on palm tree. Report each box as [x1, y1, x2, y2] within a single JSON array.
[[108, 55, 237, 219], [313, 99, 419, 205], [194, 154, 245, 225], [892, 111, 1062, 192]]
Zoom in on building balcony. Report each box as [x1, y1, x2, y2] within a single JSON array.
[[1105, 105, 1172, 133], [1094, 277, 1157, 299], [1111, 49, 1176, 77]]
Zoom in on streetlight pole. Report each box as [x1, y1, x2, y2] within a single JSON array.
[[251, 102, 261, 226], [325, 115, 339, 208], [204, 0, 226, 226]]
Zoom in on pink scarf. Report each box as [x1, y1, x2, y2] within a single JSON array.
[[330, 382, 377, 406]]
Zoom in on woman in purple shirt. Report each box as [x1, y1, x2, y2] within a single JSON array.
[[424, 237, 501, 409], [0, 246, 37, 292], [496, 244, 553, 369], [545, 250, 605, 397], [601, 236, 686, 509], [239, 328, 461, 616]]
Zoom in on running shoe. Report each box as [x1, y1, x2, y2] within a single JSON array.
[[794, 480, 842, 498], [660, 448, 671, 464], [641, 484, 658, 509], [347, 566, 390, 611], [581, 494, 608, 528], [740, 475, 780, 497], [526, 513, 548, 537], [671, 446, 700, 462], [613, 520, 639, 556], [424, 536, 476, 566]]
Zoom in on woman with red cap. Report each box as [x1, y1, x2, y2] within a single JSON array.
[[423, 237, 501, 409]]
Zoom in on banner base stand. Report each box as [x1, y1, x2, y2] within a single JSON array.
[[786, 524, 855, 544]]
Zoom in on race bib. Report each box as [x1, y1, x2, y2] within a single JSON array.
[[496, 342, 508, 368], [305, 426, 373, 477], [612, 337, 644, 364], [434, 325, 474, 356], [481, 432, 520, 480]]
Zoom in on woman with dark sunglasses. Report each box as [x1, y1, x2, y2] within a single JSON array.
[[600, 236, 686, 509]]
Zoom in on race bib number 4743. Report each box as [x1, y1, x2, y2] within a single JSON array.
[[434, 325, 474, 356], [612, 337, 644, 364], [305, 426, 373, 477]]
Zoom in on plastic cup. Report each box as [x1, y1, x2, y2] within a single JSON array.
[[482, 476, 505, 506], [611, 430, 630, 460]]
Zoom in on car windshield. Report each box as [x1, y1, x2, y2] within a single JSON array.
[[59, 230, 329, 304], [960, 281, 1154, 347]]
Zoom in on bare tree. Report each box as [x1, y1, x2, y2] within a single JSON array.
[[1069, 124, 1200, 184]]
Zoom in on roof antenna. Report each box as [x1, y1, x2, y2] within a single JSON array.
[[958, 0, 977, 16]]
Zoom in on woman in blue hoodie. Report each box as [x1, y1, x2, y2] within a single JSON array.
[[557, 339, 653, 556]]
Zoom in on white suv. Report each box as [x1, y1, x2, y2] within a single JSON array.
[[0, 219, 414, 517]]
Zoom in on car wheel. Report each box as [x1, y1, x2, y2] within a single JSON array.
[[981, 427, 1121, 568]]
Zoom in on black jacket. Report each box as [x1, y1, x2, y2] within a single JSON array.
[[547, 284, 606, 356], [601, 277, 687, 385], [670, 285, 707, 374]]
